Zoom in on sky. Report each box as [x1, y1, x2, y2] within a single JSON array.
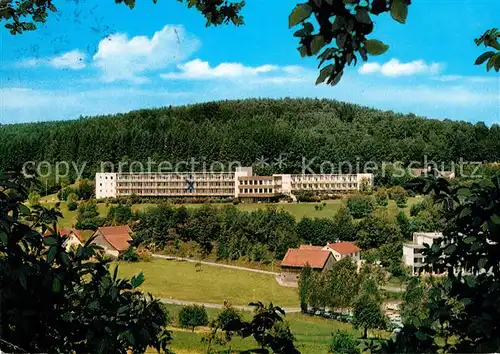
[[1, 0, 499, 124]]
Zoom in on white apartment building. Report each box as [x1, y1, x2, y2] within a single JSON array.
[[403, 232, 443, 275], [95, 167, 373, 200]]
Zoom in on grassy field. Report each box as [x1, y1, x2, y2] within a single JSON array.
[[41, 196, 421, 228], [115, 259, 298, 306], [159, 304, 389, 354]]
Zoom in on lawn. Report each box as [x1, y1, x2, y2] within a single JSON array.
[[115, 259, 298, 307], [160, 304, 390, 354]]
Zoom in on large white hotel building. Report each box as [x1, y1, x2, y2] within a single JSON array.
[[96, 167, 373, 201]]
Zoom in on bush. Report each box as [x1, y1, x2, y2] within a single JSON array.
[[329, 330, 360, 354], [389, 186, 408, 208], [67, 201, 78, 211], [67, 192, 79, 203], [137, 248, 153, 262], [119, 247, 140, 262], [374, 188, 388, 207], [28, 192, 41, 206], [179, 305, 209, 331], [296, 191, 321, 203], [346, 195, 375, 218]]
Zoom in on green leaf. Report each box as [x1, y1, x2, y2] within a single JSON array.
[[327, 71, 343, 86], [486, 56, 496, 71], [478, 257, 488, 269], [293, 22, 314, 37], [457, 187, 472, 197], [459, 207, 472, 218], [355, 8, 372, 24], [0, 232, 7, 245], [434, 336, 446, 348], [310, 35, 325, 55], [415, 331, 428, 340], [289, 4, 312, 28], [444, 244, 457, 254], [460, 297, 472, 306], [364, 39, 389, 55], [390, 0, 408, 24], [474, 51, 495, 65], [47, 246, 57, 264], [490, 214, 500, 225], [315, 64, 334, 85], [44, 237, 57, 246], [464, 236, 476, 244], [52, 277, 61, 292], [298, 45, 308, 57], [19, 203, 30, 215], [131, 272, 145, 288]]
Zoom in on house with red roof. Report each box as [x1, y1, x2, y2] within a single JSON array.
[[323, 241, 361, 262], [280, 247, 334, 283], [91, 225, 132, 257], [44, 228, 84, 252]]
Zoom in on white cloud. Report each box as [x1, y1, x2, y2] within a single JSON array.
[[160, 59, 312, 85], [161, 59, 278, 80], [433, 75, 498, 83], [50, 50, 86, 69], [17, 50, 86, 70], [359, 59, 443, 77], [93, 25, 199, 83]]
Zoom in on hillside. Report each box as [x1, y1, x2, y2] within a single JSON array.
[[1, 98, 498, 179]]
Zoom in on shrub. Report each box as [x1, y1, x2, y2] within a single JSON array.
[[67, 192, 79, 203], [179, 305, 209, 331], [374, 188, 388, 207], [67, 201, 78, 211], [346, 195, 375, 218], [329, 330, 360, 354], [119, 247, 140, 262], [28, 192, 41, 206], [389, 186, 408, 208], [296, 191, 321, 203], [138, 248, 153, 262]]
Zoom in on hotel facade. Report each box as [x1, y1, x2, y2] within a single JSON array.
[[95, 167, 373, 201]]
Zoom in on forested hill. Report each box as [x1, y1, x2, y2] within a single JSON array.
[[1, 98, 499, 177]]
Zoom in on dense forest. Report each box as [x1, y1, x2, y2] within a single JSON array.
[[1, 98, 499, 179]]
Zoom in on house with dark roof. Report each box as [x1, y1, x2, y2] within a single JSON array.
[[91, 225, 132, 257], [280, 247, 334, 283], [323, 241, 361, 262]]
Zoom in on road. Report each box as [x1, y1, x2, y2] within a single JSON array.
[[160, 298, 301, 313], [152, 254, 279, 275]]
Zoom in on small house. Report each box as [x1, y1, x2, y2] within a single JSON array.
[[323, 241, 361, 261], [44, 228, 84, 252], [91, 225, 132, 257], [280, 247, 334, 283]]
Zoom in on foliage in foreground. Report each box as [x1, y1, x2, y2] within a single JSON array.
[[383, 176, 500, 353], [0, 170, 171, 353]]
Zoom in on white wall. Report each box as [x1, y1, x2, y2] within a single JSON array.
[[234, 167, 253, 197], [402, 245, 415, 271], [96, 173, 117, 198]]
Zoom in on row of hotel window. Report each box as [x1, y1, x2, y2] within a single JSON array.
[[291, 176, 358, 182], [116, 182, 235, 187], [239, 180, 273, 185], [116, 189, 234, 195], [116, 174, 234, 180], [239, 188, 274, 194], [292, 183, 357, 189]]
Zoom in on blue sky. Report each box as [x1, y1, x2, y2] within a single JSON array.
[[1, 0, 499, 124]]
